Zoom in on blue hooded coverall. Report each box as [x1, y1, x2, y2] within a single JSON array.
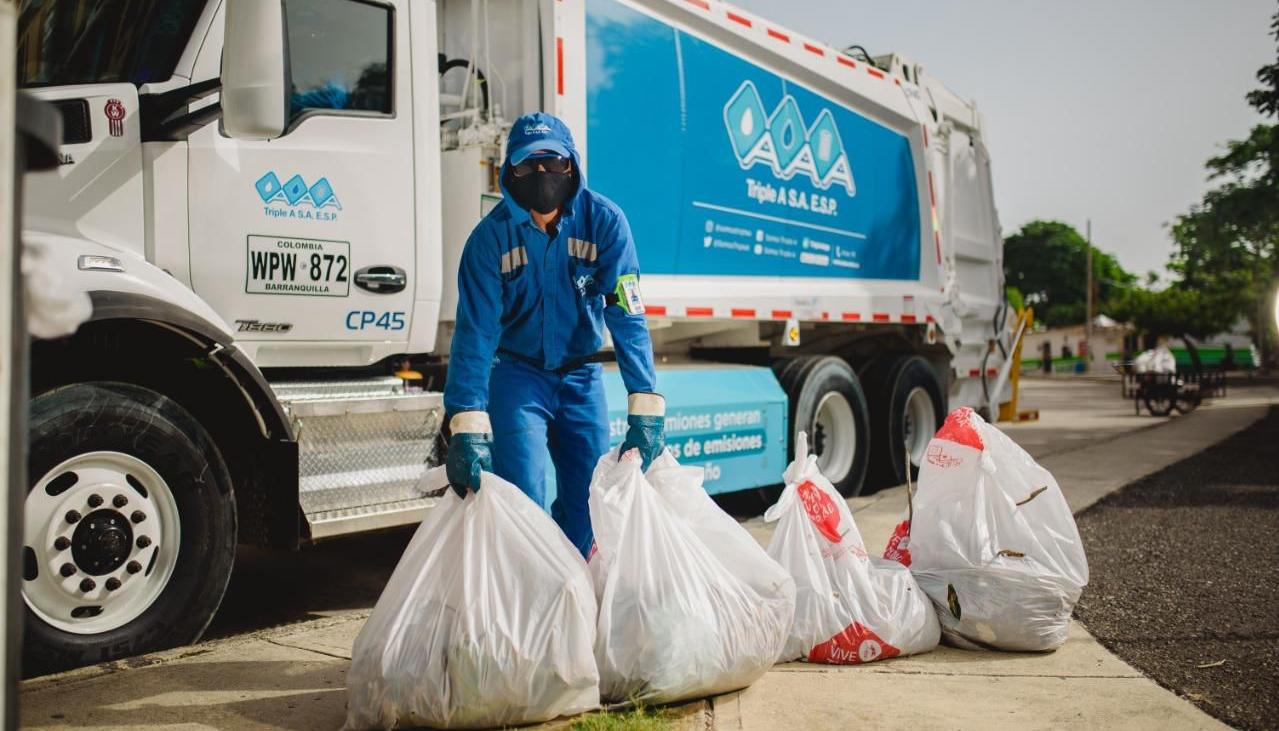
[[443, 113, 657, 557]]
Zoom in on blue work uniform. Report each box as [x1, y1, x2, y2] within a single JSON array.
[[443, 115, 657, 557]]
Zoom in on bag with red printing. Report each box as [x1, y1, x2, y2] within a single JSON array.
[[764, 432, 939, 664], [895, 407, 1089, 652]]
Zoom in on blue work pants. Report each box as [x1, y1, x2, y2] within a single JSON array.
[[488, 356, 608, 557]]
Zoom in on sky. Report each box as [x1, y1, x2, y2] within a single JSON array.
[[732, 0, 1276, 279]]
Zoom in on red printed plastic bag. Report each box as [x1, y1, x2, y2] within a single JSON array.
[[344, 469, 599, 730], [589, 449, 794, 703], [764, 433, 939, 664], [902, 407, 1089, 652]]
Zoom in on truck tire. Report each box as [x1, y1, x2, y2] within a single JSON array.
[[23, 383, 236, 676], [865, 355, 946, 489], [780, 356, 870, 497]]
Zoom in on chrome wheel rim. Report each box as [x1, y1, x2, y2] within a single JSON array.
[[903, 386, 937, 468], [811, 391, 856, 484]]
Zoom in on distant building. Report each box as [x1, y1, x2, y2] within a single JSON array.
[[1023, 315, 1130, 365], [1021, 315, 1260, 370]]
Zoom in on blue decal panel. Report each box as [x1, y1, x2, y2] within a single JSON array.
[[543, 365, 788, 506], [586, 0, 920, 280]]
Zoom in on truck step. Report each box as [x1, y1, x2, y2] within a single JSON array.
[[305, 497, 440, 540], [272, 376, 410, 403], [271, 378, 445, 539]]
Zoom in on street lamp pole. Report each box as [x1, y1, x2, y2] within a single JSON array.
[[1085, 219, 1093, 372]]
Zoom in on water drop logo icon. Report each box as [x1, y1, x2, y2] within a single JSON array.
[[723, 81, 856, 196]]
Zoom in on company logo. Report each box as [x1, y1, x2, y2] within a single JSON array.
[[807, 621, 902, 664], [104, 98, 125, 137], [255, 172, 342, 222], [797, 479, 843, 543], [235, 319, 293, 334], [523, 122, 553, 135], [925, 443, 963, 468], [882, 519, 912, 567], [723, 81, 856, 196]]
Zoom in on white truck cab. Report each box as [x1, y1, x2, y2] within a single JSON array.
[[17, 0, 1010, 673]]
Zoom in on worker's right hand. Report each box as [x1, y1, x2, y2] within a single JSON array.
[[446, 412, 493, 498]]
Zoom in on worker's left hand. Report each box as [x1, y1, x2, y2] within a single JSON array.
[[446, 411, 493, 498], [619, 393, 665, 471]]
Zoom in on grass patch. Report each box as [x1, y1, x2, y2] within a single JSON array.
[[569, 704, 671, 731]]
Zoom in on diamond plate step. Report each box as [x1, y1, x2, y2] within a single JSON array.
[[270, 378, 444, 539], [306, 497, 440, 540], [273, 376, 408, 403]]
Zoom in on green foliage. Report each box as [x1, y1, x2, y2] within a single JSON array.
[[1164, 9, 1279, 363], [1003, 220, 1136, 327], [1110, 285, 1246, 340], [570, 705, 671, 731], [1246, 12, 1279, 117], [1005, 285, 1025, 313]]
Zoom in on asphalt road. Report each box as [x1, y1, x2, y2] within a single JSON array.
[[1074, 406, 1279, 731]]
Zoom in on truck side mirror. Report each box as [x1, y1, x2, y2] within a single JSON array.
[[220, 0, 288, 140]]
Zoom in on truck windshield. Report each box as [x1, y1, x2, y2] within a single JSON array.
[[17, 0, 208, 88]]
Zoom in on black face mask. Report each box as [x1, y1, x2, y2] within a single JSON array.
[[505, 168, 576, 215]]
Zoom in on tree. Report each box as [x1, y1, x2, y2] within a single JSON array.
[[1167, 10, 1279, 368], [1109, 285, 1247, 370], [1003, 220, 1136, 328], [1111, 286, 1243, 342], [1004, 285, 1025, 313]]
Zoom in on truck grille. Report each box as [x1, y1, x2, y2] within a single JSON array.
[[52, 99, 90, 145]]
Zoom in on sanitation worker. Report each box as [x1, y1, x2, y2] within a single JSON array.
[[442, 112, 664, 557]]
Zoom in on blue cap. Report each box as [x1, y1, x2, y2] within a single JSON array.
[[506, 112, 575, 165]]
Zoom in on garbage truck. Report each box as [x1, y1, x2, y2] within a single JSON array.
[[16, 0, 1009, 672]]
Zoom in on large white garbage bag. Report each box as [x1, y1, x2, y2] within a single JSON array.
[[589, 449, 794, 703], [644, 451, 797, 651], [901, 407, 1089, 652], [765, 432, 939, 664], [344, 468, 599, 730]]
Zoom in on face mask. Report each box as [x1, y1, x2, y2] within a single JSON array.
[[506, 168, 576, 215]]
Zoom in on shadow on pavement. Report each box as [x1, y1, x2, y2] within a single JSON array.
[[22, 660, 348, 730]]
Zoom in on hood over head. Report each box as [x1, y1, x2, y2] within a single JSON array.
[[500, 112, 583, 218]]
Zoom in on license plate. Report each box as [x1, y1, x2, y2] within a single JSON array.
[[245, 235, 350, 297]]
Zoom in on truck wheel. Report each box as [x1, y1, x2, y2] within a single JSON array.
[[781, 356, 870, 497], [22, 383, 236, 676], [866, 355, 946, 488]]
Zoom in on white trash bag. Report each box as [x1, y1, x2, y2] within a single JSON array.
[[897, 407, 1089, 652], [1134, 345, 1176, 374], [765, 432, 939, 664], [344, 468, 599, 730], [644, 450, 797, 654], [589, 449, 794, 704]]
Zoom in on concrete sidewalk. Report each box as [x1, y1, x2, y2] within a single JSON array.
[[20, 396, 1274, 730]]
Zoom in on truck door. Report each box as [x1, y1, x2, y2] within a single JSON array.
[[188, 0, 415, 367]]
